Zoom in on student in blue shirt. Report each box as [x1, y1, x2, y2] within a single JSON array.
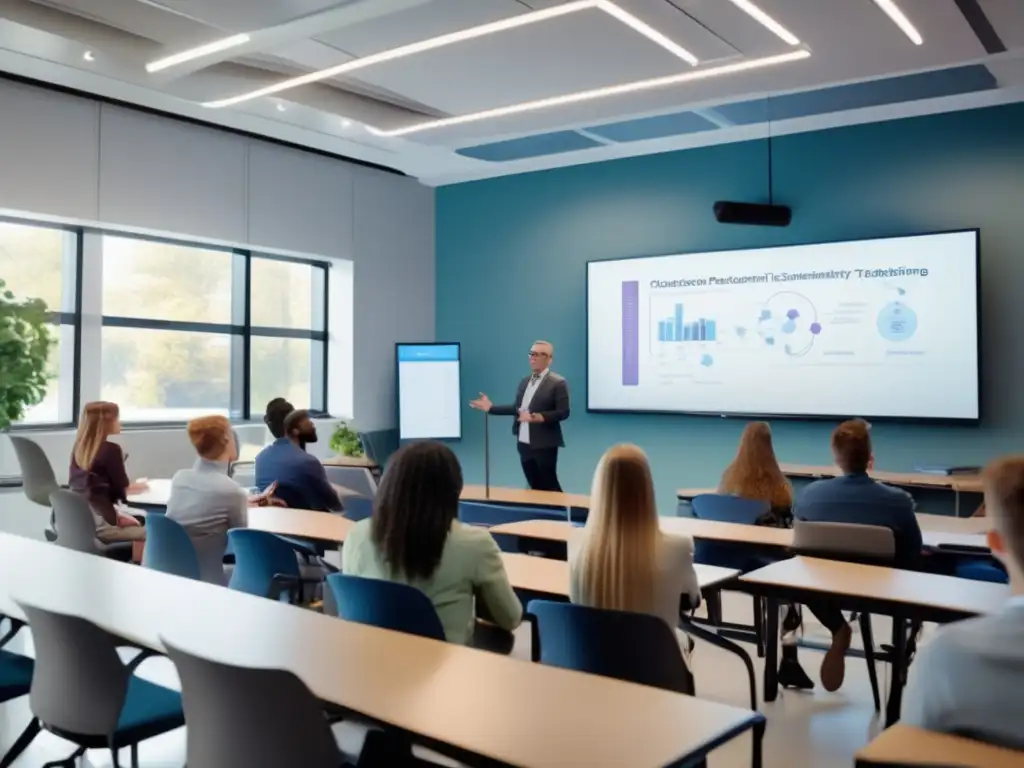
[[254, 400, 342, 512], [794, 418, 923, 692]]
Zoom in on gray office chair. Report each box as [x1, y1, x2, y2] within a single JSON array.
[[49, 490, 132, 562], [8, 435, 60, 541], [162, 638, 346, 767], [324, 466, 377, 499], [228, 460, 255, 490], [4, 602, 183, 768], [792, 521, 895, 712]]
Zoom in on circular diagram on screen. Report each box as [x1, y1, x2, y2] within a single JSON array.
[[877, 301, 917, 342], [753, 291, 822, 358]]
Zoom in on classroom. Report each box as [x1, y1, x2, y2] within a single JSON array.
[[0, 2, 1022, 766]]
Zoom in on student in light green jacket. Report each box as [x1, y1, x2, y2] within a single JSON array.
[[342, 441, 522, 644]]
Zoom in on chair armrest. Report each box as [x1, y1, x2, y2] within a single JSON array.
[[0, 617, 26, 650]]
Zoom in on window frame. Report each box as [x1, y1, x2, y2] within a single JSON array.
[[4, 217, 330, 431], [0, 215, 83, 431]]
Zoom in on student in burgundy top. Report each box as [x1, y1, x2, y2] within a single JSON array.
[[69, 401, 148, 562]]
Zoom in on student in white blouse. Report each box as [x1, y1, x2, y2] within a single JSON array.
[[569, 444, 701, 667]]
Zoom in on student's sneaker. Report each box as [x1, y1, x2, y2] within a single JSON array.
[[778, 645, 814, 690], [820, 623, 853, 692]]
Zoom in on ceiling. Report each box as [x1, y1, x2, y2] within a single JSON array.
[[1, 0, 1022, 185]]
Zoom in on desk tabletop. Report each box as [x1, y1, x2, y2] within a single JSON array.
[[856, 724, 1023, 767], [461, 485, 590, 509], [0, 534, 757, 768], [780, 463, 983, 492], [246, 507, 354, 543], [321, 455, 380, 469], [677, 488, 717, 501], [490, 517, 985, 551], [740, 556, 1007, 615]]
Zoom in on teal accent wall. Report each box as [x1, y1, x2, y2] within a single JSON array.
[[437, 104, 1024, 514]]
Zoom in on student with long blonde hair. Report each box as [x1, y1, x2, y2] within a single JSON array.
[[718, 421, 793, 525], [570, 444, 701, 647], [69, 401, 148, 562]]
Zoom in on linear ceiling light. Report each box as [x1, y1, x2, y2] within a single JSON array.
[[871, 0, 923, 45], [724, 0, 800, 45], [146, 33, 251, 73], [202, 0, 698, 108], [369, 49, 811, 137]]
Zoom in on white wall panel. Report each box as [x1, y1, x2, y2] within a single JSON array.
[[352, 169, 435, 431], [246, 141, 354, 258], [0, 79, 99, 220], [98, 105, 247, 242]]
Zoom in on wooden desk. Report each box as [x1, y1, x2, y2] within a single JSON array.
[[780, 463, 983, 514], [246, 507, 354, 543], [490, 517, 986, 552], [856, 724, 1022, 767], [129, 478, 172, 507], [461, 485, 590, 509], [677, 488, 717, 502], [321, 455, 380, 470], [0, 534, 761, 768], [739, 556, 1008, 725]]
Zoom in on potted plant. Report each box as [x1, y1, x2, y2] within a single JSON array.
[[329, 421, 364, 458], [0, 278, 52, 431]]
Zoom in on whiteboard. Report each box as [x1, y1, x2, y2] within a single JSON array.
[[396, 343, 462, 440]]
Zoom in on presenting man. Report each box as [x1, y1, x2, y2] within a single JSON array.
[[470, 340, 570, 492]]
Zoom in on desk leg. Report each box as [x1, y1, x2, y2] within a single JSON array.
[[752, 717, 765, 768], [763, 597, 779, 702], [885, 615, 908, 726], [955, 489, 961, 517]]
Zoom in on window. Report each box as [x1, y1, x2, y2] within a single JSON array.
[[0, 220, 78, 425], [100, 235, 243, 422], [249, 256, 327, 415]]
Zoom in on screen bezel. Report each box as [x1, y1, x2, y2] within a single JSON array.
[[395, 341, 463, 441], [585, 228, 982, 425]]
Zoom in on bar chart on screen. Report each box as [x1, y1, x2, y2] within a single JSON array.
[[656, 302, 718, 343]]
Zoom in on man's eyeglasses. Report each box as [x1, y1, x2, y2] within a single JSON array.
[[528, 351, 549, 358]]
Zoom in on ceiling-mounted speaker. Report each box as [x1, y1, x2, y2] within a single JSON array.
[[713, 201, 792, 227]]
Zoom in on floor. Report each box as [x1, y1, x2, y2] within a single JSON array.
[[0, 582, 914, 768]]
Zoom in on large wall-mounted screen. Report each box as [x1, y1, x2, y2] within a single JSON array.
[[587, 231, 980, 422]]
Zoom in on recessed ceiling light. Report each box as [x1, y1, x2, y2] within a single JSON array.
[[83, 50, 96, 62], [870, 0, 923, 45], [369, 49, 811, 138], [724, 0, 800, 46], [340, 118, 352, 128], [202, 0, 698, 109], [276, 102, 287, 112], [146, 33, 251, 73]]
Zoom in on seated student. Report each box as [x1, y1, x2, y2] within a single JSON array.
[[342, 441, 522, 645], [794, 418, 923, 691], [570, 444, 701, 672], [902, 456, 1024, 749], [719, 422, 815, 689], [68, 401, 148, 562], [718, 421, 794, 525], [166, 415, 250, 584], [254, 401, 342, 512]]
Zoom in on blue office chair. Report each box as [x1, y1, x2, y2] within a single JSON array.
[[2, 602, 183, 768], [0, 618, 35, 768], [527, 600, 693, 694], [343, 495, 374, 522], [228, 529, 320, 603], [955, 560, 1009, 583], [142, 514, 201, 581], [326, 574, 445, 641]]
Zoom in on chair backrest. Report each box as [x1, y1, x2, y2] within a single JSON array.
[[326, 574, 445, 641], [458, 502, 564, 527], [791, 521, 896, 563], [342, 495, 373, 522], [227, 529, 300, 598], [18, 601, 129, 735], [9, 436, 59, 507], [162, 639, 340, 768], [690, 494, 769, 525], [356, 432, 377, 464], [49, 490, 100, 554], [323, 466, 377, 498], [142, 514, 201, 581], [527, 600, 693, 695], [228, 461, 256, 490]]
